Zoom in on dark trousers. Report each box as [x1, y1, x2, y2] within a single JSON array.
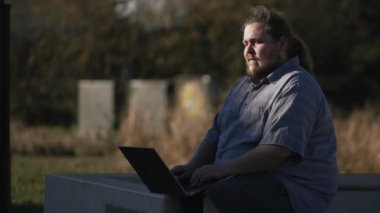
[[178, 173, 294, 213]]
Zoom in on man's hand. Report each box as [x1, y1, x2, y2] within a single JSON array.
[[171, 164, 198, 183], [188, 145, 293, 187], [190, 164, 228, 187]]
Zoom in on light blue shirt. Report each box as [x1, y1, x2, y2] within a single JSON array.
[[203, 57, 338, 213]]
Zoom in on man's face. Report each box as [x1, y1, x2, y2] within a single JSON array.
[[243, 22, 285, 82]]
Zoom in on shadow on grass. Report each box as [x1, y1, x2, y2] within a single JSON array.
[[11, 202, 43, 213]]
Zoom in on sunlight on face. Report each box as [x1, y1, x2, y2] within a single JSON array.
[[243, 22, 284, 83]]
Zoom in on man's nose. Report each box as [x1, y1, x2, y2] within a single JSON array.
[[247, 44, 255, 54]]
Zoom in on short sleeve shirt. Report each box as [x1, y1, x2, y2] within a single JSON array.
[[203, 57, 338, 213]]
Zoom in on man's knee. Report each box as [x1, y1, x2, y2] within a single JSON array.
[[160, 196, 185, 213], [203, 197, 220, 213], [160, 195, 203, 213], [204, 175, 294, 213], [203, 180, 239, 213]]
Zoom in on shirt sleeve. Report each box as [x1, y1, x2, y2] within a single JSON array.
[[202, 113, 220, 144], [260, 72, 321, 160], [202, 77, 247, 145]]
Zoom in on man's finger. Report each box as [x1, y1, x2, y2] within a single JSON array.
[[178, 172, 190, 182], [171, 165, 185, 175]]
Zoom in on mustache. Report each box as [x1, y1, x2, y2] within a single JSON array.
[[246, 55, 259, 61]]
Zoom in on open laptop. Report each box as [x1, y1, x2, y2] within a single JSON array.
[[118, 146, 208, 197]]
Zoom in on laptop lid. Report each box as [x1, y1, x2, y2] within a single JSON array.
[[119, 146, 203, 197]]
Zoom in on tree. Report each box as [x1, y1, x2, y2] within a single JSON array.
[[10, 0, 380, 125], [10, 0, 124, 124]]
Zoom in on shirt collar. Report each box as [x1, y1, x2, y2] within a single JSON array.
[[267, 56, 301, 84], [245, 56, 300, 88], [245, 75, 269, 89]]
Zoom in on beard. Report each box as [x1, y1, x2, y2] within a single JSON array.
[[246, 52, 284, 83], [246, 60, 278, 83]]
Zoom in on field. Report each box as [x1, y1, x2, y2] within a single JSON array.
[[333, 105, 380, 173], [11, 155, 129, 213], [10, 106, 380, 212], [10, 122, 133, 213]]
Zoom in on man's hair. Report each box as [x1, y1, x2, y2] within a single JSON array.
[[243, 5, 314, 73]]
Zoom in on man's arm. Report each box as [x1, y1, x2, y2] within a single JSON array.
[[223, 144, 293, 174], [189, 140, 217, 165], [190, 144, 293, 186], [171, 140, 217, 182]]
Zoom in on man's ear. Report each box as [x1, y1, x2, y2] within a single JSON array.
[[278, 36, 289, 51], [278, 36, 289, 58]]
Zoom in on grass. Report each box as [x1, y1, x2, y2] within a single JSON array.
[[9, 105, 380, 212], [11, 155, 130, 204], [11, 155, 131, 213], [10, 110, 212, 213], [333, 105, 380, 173], [117, 109, 213, 166]]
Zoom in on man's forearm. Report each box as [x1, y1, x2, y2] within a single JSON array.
[[222, 144, 293, 176], [188, 140, 217, 167]]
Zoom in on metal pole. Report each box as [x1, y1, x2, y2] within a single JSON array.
[[0, 0, 11, 212]]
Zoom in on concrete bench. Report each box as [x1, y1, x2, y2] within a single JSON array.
[[328, 174, 380, 212], [44, 173, 380, 213], [44, 174, 163, 213]]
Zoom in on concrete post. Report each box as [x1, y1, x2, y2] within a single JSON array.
[[78, 80, 115, 135]]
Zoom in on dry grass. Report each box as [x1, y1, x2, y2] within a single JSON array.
[[333, 105, 380, 173], [10, 105, 380, 173], [10, 120, 116, 157], [118, 106, 380, 173], [9, 104, 380, 213], [116, 109, 214, 167]]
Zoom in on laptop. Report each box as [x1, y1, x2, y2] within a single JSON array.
[[118, 146, 208, 197]]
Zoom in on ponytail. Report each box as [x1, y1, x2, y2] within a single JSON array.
[[289, 36, 314, 74]]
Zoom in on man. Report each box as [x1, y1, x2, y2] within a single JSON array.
[[161, 5, 337, 213]]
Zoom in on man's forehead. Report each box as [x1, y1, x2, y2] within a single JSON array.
[[243, 22, 271, 39]]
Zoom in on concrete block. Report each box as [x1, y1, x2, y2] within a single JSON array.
[[44, 173, 380, 213], [174, 75, 218, 118], [126, 80, 168, 135], [327, 174, 380, 213], [78, 80, 115, 134], [44, 174, 163, 213]]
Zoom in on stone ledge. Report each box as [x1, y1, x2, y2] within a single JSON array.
[[337, 174, 380, 190], [44, 173, 163, 213], [44, 173, 380, 213], [328, 174, 380, 213]]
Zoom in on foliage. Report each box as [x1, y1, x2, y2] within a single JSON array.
[[118, 0, 251, 82], [274, 0, 380, 107], [10, 0, 380, 125], [10, 0, 126, 124]]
